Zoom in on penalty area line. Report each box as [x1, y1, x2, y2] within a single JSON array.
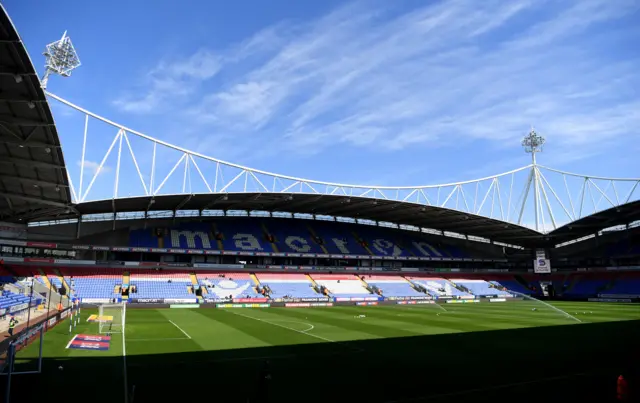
[[168, 320, 192, 339]]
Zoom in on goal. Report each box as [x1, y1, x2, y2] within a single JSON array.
[[98, 303, 126, 334]]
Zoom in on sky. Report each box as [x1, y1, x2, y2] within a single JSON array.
[[4, 0, 640, 230]]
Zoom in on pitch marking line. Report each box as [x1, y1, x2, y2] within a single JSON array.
[[65, 335, 78, 349], [168, 320, 192, 339], [227, 310, 364, 352], [227, 310, 334, 343]]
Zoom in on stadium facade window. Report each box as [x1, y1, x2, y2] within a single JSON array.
[[249, 211, 271, 217], [201, 210, 225, 217], [226, 210, 249, 216], [175, 210, 200, 217]]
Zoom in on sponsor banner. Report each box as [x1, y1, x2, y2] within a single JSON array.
[[216, 304, 270, 308], [233, 298, 268, 303], [124, 261, 141, 266], [589, 298, 634, 303], [82, 298, 112, 304], [170, 304, 200, 309], [60, 310, 69, 319], [534, 258, 551, 274], [27, 241, 56, 248], [0, 239, 27, 246], [164, 298, 197, 304], [9, 303, 28, 313], [76, 334, 111, 342], [397, 300, 435, 305], [112, 247, 131, 252], [277, 297, 329, 303], [599, 294, 640, 299], [285, 302, 334, 308], [356, 301, 378, 306], [459, 296, 476, 300], [67, 336, 110, 351], [48, 317, 57, 327], [387, 296, 433, 301], [400, 268, 419, 272], [204, 298, 232, 303], [23, 258, 54, 264], [489, 298, 507, 302], [445, 299, 480, 304], [0, 256, 23, 262]]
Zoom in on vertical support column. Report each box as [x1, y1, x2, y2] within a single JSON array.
[[113, 130, 124, 199]]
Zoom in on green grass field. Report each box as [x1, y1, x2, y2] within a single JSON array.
[[3, 301, 640, 403]]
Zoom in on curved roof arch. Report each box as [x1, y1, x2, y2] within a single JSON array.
[[47, 89, 640, 235], [0, 5, 72, 222]]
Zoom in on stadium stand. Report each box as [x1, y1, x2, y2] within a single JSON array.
[[129, 270, 192, 300], [311, 274, 372, 297], [199, 272, 262, 299], [408, 277, 472, 297], [450, 279, 511, 296], [362, 275, 424, 297], [62, 269, 122, 300], [256, 273, 319, 298], [127, 218, 479, 258]]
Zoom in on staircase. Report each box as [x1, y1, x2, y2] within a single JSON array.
[[211, 223, 224, 250], [352, 231, 374, 255], [261, 223, 279, 253], [306, 274, 318, 288], [190, 273, 203, 301], [448, 279, 469, 294], [56, 269, 71, 297], [38, 269, 52, 289], [307, 225, 329, 254], [122, 271, 130, 300], [403, 276, 430, 296]]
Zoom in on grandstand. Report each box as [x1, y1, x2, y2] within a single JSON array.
[[0, 3, 639, 403]]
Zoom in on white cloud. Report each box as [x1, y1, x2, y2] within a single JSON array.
[[77, 160, 111, 176], [113, 49, 222, 113], [115, 0, 639, 160]]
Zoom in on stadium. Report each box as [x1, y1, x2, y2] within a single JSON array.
[[1, 4, 639, 403]]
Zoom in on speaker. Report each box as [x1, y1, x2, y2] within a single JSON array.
[[59, 287, 66, 296], [195, 288, 202, 297]]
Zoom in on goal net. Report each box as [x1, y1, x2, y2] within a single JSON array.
[[98, 303, 126, 334]]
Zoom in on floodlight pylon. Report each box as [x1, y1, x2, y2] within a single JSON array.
[[41, 31, 81, 89]]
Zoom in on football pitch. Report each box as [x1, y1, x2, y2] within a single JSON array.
[[4, 301, 640, 403]]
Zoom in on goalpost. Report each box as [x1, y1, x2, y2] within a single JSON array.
[[98, 303, 126, 334]]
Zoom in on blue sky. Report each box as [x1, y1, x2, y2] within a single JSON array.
[[4, 0, 640, 229]]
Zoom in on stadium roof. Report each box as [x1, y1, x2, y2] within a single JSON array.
[[547, 199, 640, 243], [0, 6, 73, 222], [28, 193, 637, 248], [69, 193, 545, 245]]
